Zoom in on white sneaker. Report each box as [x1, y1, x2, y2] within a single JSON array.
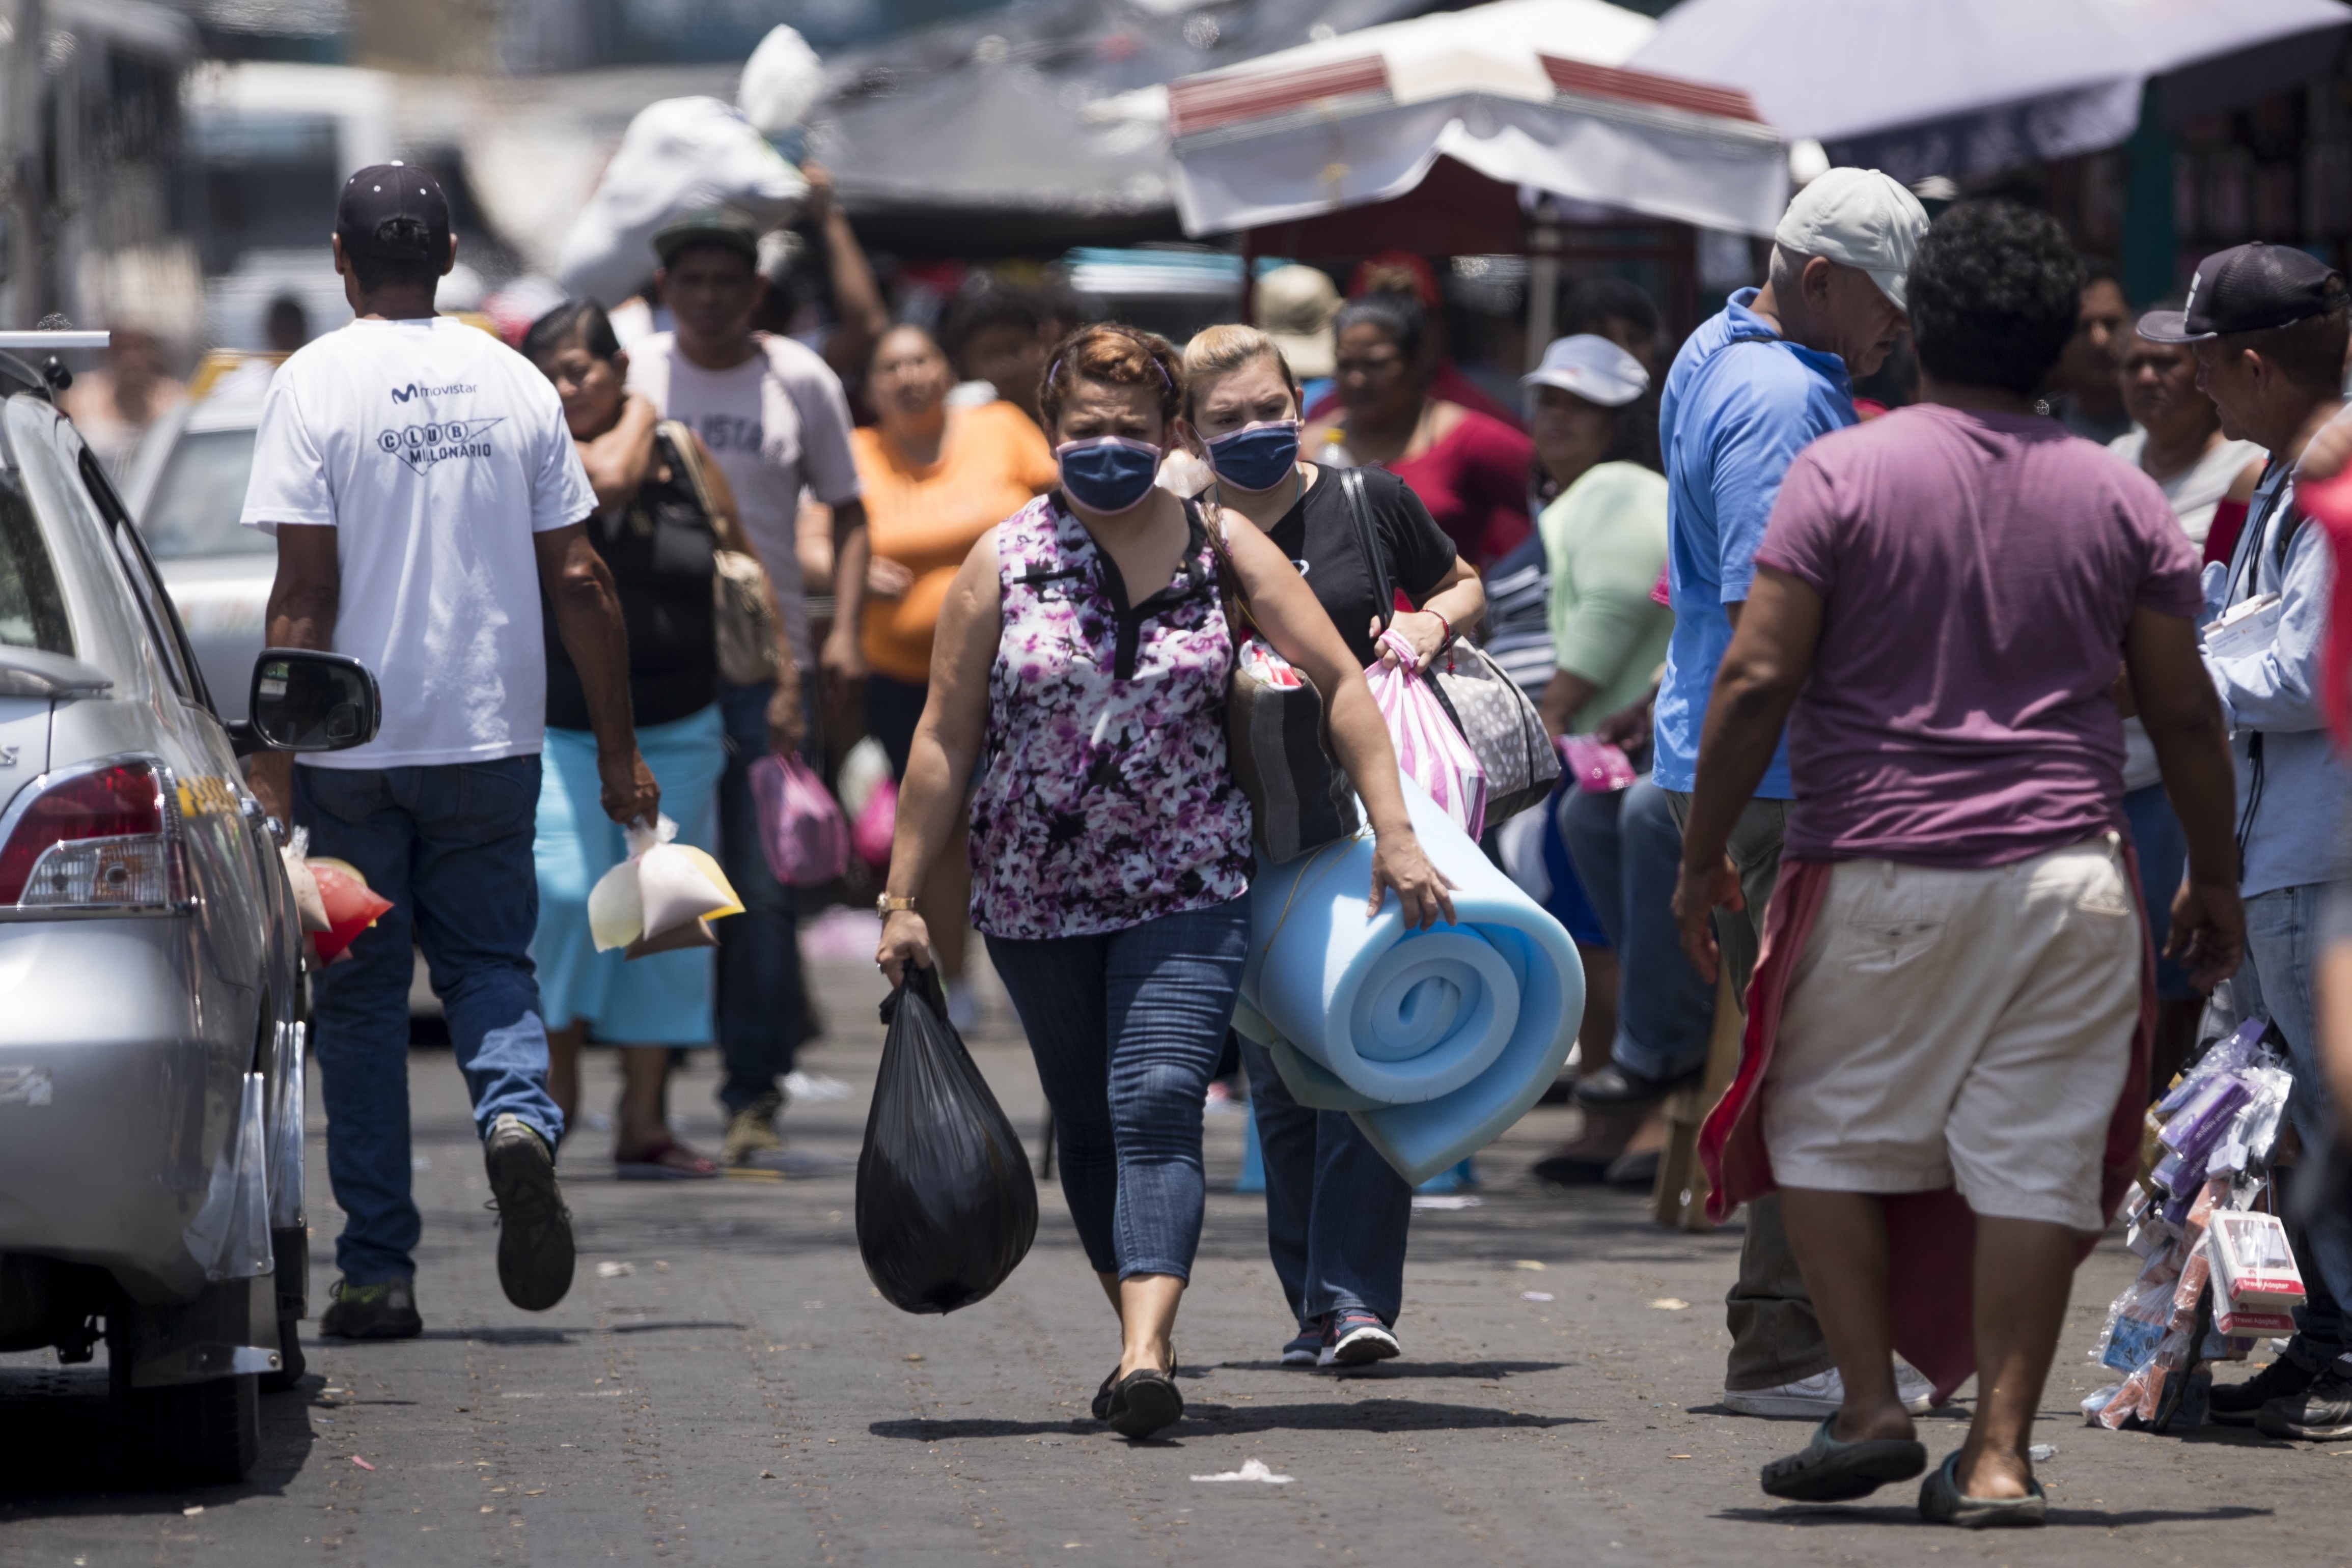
[[1722, 1362, 1938, 1418], [780, 1070, 851, 1105]]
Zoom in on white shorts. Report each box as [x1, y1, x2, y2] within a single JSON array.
[[1761, 836, 2140, 1233]]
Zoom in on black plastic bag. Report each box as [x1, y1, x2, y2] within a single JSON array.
[[856, 968, 1038, 1313]]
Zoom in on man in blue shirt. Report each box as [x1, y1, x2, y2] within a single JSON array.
[[1651, 167, 1929, 1421], [2147, 243, 2352, 1441]]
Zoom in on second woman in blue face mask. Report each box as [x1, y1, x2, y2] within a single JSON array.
[[1175, 321, 1490, 1375]]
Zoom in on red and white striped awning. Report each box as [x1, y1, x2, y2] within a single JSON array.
[[1168, 0, 1789, 239]]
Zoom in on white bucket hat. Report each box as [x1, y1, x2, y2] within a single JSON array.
[[1522, 334, 1649, 408]]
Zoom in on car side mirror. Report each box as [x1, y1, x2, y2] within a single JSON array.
[[246, 649, 381, 754]]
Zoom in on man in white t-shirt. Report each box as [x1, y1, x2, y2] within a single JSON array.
[[625, 209, 864, 1166], [243, 165, 657, 1339]]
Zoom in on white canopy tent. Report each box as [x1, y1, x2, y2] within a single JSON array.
[[1166, 0, 1791, 241], [1628, 0, 2352, 185]]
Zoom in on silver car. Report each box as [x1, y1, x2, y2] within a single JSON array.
[[0, 337, 380, 1483], [119, 353, 279, 721]]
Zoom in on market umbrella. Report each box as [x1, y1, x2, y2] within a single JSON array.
[[805, 0, 1439, 256], [1167, 0, 1789, 238], [1628, 0, 2352, 185]]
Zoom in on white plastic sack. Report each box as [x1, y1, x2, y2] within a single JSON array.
[[738, 25, 825, 138], [587, 815, 745, 959], [281, 826, 329, 934], [184, 1073, 273, 1282], [556, 98, 808, 307], [269, 1021, 306, 1231]]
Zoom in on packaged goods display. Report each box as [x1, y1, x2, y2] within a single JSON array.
[[2084, 1020, 2297, 1432]]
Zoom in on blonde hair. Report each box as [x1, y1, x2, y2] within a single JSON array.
[[1180, 324, 1297, 419]]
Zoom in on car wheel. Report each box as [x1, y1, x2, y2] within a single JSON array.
[[259, 1311, 306, 1393], [131, 1373, 261, 1483]]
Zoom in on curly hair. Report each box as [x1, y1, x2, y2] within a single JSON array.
[[1038, 323, 1184, 433], [1906, 202, 2085, 395]]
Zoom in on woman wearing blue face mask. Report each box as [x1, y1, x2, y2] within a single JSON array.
[[1178, 323, 1485, 1370], [875, 323, 1455, 1439]]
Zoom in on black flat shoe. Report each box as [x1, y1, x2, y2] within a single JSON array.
[[1530, 1153, 1616, 1187], [1092, 1367, 1119, 1422], [1574, 1063, 1701, 1109], [1106, 1366, 1184, 1439]]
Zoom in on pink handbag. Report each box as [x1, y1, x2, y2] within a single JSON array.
[[749, 753, 850, 887], [852, 776, 898, 869], [1367, 630, 1489, 839]]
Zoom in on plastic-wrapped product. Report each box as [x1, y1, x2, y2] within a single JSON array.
[[2160, 1075, 2252, 1166], [2156, 1019, 2268, 1114], [2208, 1066, 2294, 1177], [2099, 1269, 2181, 1374], [2208, 1209, 2307, 1310]]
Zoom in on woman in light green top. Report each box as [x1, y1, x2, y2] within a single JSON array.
[[1520, 334, 1672, 739]]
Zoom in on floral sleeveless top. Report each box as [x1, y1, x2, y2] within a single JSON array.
[[968, 494, 1253, 940]]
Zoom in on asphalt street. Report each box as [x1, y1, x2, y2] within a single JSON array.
[[0, 947, 2339, 1565]]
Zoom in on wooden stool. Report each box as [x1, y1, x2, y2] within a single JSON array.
[[1652, 965, 1746, 1230]]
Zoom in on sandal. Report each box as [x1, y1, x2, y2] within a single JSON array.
[[1917, 1452, 2047, 1528], [1759, 1417, 1927, 1502], [1105, 1366, 1184, 1439], [614, 1139, 720, 1181]]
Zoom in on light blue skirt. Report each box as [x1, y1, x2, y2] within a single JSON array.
[[531, 704, 727, 1045]]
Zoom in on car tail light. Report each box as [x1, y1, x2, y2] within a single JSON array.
[[0, 758, 188, 912]]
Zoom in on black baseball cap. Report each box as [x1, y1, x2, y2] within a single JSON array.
[[336, 162, 451, 263], [651, 208, 761, 268], [2139, 242, 2346, 343]]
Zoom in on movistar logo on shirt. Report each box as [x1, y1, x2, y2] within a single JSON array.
[[391, 381, 478, 403], [376, 416, 505, 473]]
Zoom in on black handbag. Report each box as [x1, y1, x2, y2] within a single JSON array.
[[1338, 470, 1560, 827], [1205, 506, 1364, 863]]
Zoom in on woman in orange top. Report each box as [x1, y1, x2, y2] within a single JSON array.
[[829, 323, 1057, 1018]]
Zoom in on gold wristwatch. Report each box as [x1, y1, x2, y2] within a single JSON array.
[[876, 894, 917, 915]]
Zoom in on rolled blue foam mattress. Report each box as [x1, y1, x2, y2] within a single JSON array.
[[1234, 776, 1583, 1185]]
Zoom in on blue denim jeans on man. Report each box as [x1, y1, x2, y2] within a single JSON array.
[[986, 898, 1249, 1281], [297, 755, 565, 1285], [2208, 882, 2352, 1368], [1559, 775, 1715, 1083], [713, 679, 812, 1117], [1237, 1035, 1412, 1325]]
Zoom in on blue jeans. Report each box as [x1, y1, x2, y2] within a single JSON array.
[[2209, 883, 2352, 1367], [986, 898, 1250, 1281], [1559, 775, 1715, 1082], [296, 755, 564, 1285], [714, 680, 810, 1116], [2120, 783, 2197, 1001], [1236, 1035, 1412, 1326]]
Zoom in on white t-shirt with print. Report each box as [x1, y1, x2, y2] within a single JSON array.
[[625, 332, 861, 674], [239, 316, 596, 769]]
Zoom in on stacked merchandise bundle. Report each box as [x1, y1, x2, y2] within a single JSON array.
[[2085, 1020, 2302, 1431]]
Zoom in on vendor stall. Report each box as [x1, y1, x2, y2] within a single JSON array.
[[1166, 0, 1787, 346]]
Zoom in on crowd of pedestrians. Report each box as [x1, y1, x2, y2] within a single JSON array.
[[238, 155, 2351, 1510]]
